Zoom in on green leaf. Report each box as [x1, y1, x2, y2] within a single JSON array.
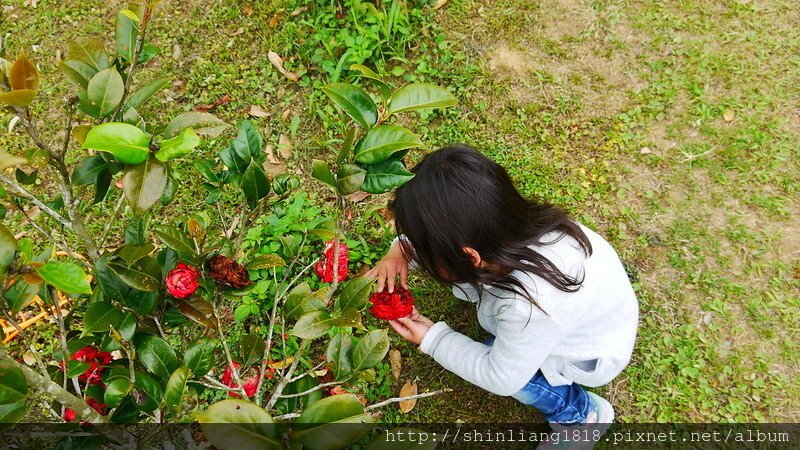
[[94, 255, 129, 303], [326, 332, 354, 380], [337, 128, 356, 165], [231, 120, 264, 160], [0, 224, 16, 277], [109, 257, 161, 291], [126, 77, 168, 109], [164, 112, 230, 139], [242, 160, 270, 209], [336, 163, 367, 195], [351, 329, 390, 372], [137, 43, 161, 65], [153, 224, 195, 258], [291, 311, 338, 340], [185, 338, 217, 377], [311, 160, 337, 190], [35, 262, 92, 295], [195, 400, 280, 450], [3, 279, 39, 313], [122, 106, 146, 130], [0, 360, 28, 404], [295, 395, 371, 450], [176, 295, 218, 330], [349, 64, 391, 99], [59, 59, 96, 89], [127, 290, 157, 315], [123, 158, 168, 213], [115, 10, 140, 62], [160, 173, 177, 206], [72, 155, 108, 186], [100, 312, 136, 352], [193, 159, 219, 182], [0, 89, 36, 107], [84, 68, 124, 118], [135, 335, 179, 379], [387, 83, 458, 116], [156, 128, 201, 162], [272, 174, 300, 195], [245, 254, 285, 270], [354, 125, 422, 165], [361, 158, 415, 194], [104, 378, 132, 408], [82, 122, 151, 165], [65, 360, 91, 378], [134, 372, 163, 412], [240, 334, 266, 367], [118, 243, 156, 266], [321, 83, 378, 129], [284, 284, 327, 320], [124, 217, 148, 245], [66, 38, 109, 73], [336, 277, 375, 311], [83, 301, 123, 334], [220, 146, 250, 173], [164, 367, 191, 414]]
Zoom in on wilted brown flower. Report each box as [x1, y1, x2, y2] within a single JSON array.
[[206, 255, 251, 289]]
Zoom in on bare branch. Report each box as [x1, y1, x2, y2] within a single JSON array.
[[364, 388, 451, 411], [0, 174, 72, 227]]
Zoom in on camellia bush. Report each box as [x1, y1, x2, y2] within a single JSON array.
[[0, 1, 457, 448]]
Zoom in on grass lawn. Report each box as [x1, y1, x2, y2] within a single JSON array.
[[2, 0, 797, 424]]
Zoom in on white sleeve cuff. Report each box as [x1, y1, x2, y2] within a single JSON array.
[[419, 321, 452, 355]]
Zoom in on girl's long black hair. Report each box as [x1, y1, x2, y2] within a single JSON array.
[[389, 144, 592, 311]]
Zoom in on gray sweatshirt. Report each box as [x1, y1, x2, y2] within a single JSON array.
[[413, 224, 639, 396]]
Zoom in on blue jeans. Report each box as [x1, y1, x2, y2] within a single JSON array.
[[484, 336, 592, 424]]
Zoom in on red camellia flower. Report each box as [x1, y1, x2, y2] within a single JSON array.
[[68, 346, 114, 386], [221, 362, 274, 398], [63, 397, 108, 423], [369, 287, 415, 320], [165, 263, 201, 298], [63, 408, 77, 422], [315, 240, 348, 283]]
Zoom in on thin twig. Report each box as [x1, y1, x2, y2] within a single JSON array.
[[0, 174, 72, 228], [364, 388, 451, 411], [47, 286, 82, 396], [213, 304, 248, 398], [275, 380, 342, 399], [266, 339, 311, 409], [98, 195, 126, 248]]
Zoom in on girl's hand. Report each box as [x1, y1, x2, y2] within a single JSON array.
[[388, 307, 434, 345], [364, 240, 409, 293]]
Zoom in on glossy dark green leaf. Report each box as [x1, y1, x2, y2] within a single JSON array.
[[65, 360, 91, 378], [321, 83, 378, 129], [353, 125, 422, 165], [72, 155, 108, 186], [295, 394, 371, 449], [326, 332, 354, 380], [351, 329, 390, 372], [124, 216, 147, 245], [311, 160, 337, 190], [126, 290, 157, 315], [220, 146, 250, 174], [284, 284, 327, 320], [66, 38, 109, 73], [93, 169, 112, 204], [118, 243, 156, 266], [125, 77, 168, 109], [242, 160, 270, 209], [0, 360, 28, 404], [134, 334, 178, 379], [134, 372, 163, 412], [336, 163, 367, 195], [240, 334, 266, 367], [195, 400, 279, 449], [231, 120, 263, 160], [159, 172, 177, 206], [184, 337, 216, 378], [164, 112, 229, 139], [95, 255, 130, 303], [84, 68, 124, 118], [176, 295, 218, 330], [387, 83, 458, 116], [59, 59, 97, 89], [123, 158, 168, 213], [104, 378, 132, 408], [82, 123, 151, 165], [100, 312, 136, 352], [3, 279, 39, 313], [115, 10, 139, 62], [291, 311, 336, 340], [271, 174, 299, 195], [193, 160, 219, 182], [335, 277, 374, 311], [164, 367, 191, 414], [83, 301, 123, 334], [108, 257, 161, 291], [361, 158, 414, 194], [152, 224, 195, 258], [13, 168, 37, 185], [137, 43, 161, 65], [35, 262, 92, 295], [0, 224, 16, 277], [155, 128, 201, 162]]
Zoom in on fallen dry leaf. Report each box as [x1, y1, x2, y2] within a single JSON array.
[[723, 108, 735, 122], [389, 349, 402, 379], [268, 357, 295, 369], [242, 4, 254, 16], [172, 44, 182, 59], [194, 95, 234, 112], [268, 51, 299, 82], [433, 0, 448, 10], [22, 351, 36, 365], [398, 380, 418, 413], [291, 6, 308, 16], [278, 134, 293, 159], [281, 109, 292, 122], [230, 27, 244, 36], [249, 105, 271, 118], [344, 191, 370, 203], [640, 147, 652, 155], [269, 10, 285, 27]]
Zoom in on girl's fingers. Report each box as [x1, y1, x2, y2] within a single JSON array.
[[376, 267, 386, 292], [364, 267, 376, 278], [387, 269, 395, 293]]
